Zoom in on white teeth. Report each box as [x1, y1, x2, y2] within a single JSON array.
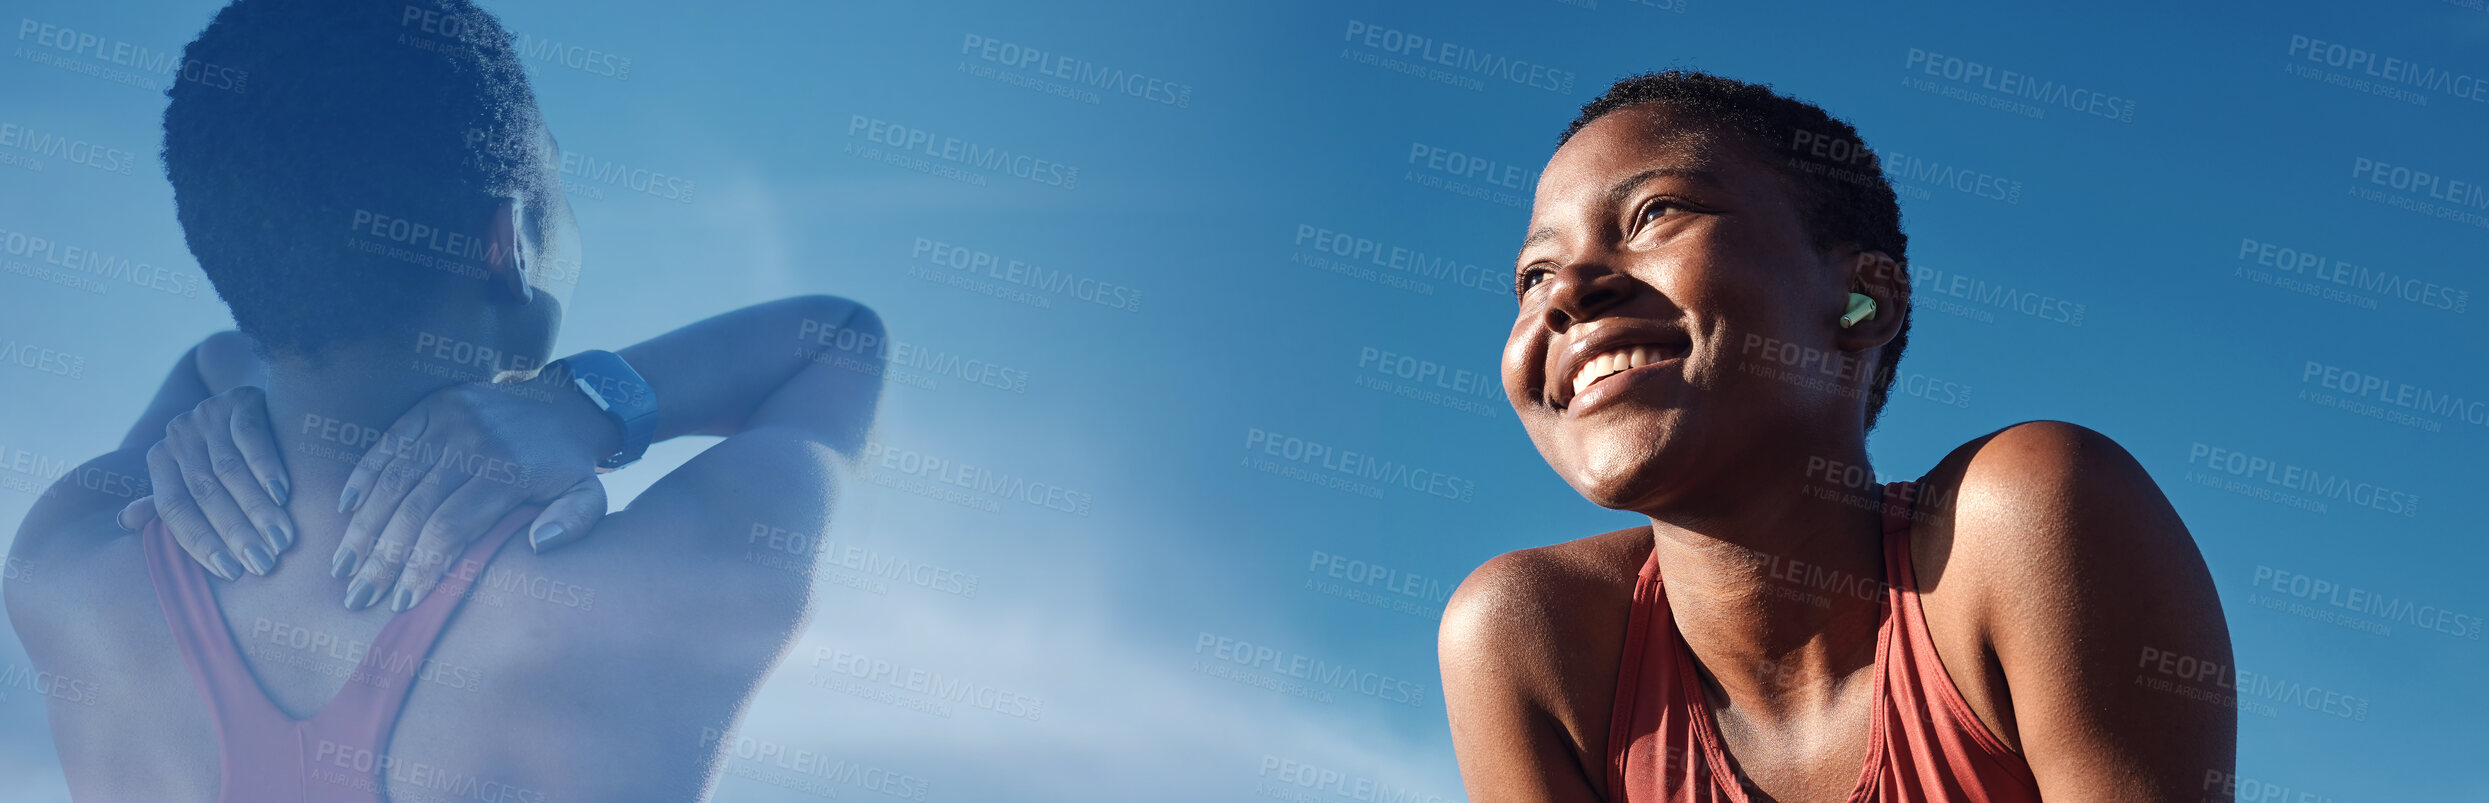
[[1567, 345, 1669, 403]]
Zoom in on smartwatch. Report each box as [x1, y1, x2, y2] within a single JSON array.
[[555, 349, 657, 472]]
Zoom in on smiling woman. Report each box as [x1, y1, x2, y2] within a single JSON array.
[[1440, 71, 2235, 803]]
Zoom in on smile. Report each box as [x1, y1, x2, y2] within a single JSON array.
[[1569, 345, 1670, 401]]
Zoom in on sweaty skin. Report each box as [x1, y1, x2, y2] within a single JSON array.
[[7, 296, 885, 802], [1439, 104, 2233, 802]]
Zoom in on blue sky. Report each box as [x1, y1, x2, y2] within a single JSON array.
[[2, 0, 2484, 800]]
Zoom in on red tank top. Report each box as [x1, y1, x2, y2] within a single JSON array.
[[1605, 481, 2040, 802], [139, 508, 532, 803]]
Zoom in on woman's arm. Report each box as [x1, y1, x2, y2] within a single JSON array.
[[1936, 421, 2236, 801], [330, 295, 885, 608], [117, 330, 264, 451], [1441, 548, 1623, 803]]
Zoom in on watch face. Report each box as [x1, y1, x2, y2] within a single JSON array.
[[570, 353, 656, 421], [566, 351, 658, 468]]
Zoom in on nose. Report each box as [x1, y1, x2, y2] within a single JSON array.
[[1539, 262, 1634, 332]]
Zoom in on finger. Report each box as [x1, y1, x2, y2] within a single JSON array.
[[357, 459, 475, 613], [146, 441, 243, 582], [335, 442, 431, 593], [117, 496, 156, 532], [526, 476, 609, 553], [338, 408, 430, 515], [199, 407, 297, 562], [223, 387, 293, 510], [392, 476, 525, 612], [167, 423, 275, 576]]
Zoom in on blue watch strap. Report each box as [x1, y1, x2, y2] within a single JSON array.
[[558, 349, 657, 470]]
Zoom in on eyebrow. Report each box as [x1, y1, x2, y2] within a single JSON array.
[[1518, 166, 1719, 256]]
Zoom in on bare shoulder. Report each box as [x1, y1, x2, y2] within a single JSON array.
[[9, 447, 149, 565], [1910, 420, 2233, 794], [1915, 419, 2195, 587], [7, 447, 152, 639], [1439, 525, 1648, 795], [1442, 527, 1647, 668]]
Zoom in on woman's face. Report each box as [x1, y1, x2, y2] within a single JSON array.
[[1502, 104, 1859, 513]]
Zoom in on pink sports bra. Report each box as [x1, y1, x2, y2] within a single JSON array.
[[139, 508, 531, 802], [1605, 481, 2041, 802]]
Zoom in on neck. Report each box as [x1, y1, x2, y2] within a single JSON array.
[[261, 346, 463, 555], [1644, 442, 1891, 717]]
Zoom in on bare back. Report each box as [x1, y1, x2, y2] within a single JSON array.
[[9, 432, 839, 802]]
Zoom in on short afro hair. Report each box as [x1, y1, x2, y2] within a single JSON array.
[[1561, 70, 1912, 431], [163, 0, 551, 358]]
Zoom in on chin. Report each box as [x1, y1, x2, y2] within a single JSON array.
[[1566, 438, 1680, 511]]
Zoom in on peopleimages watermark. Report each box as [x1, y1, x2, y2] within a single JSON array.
[[1404, 140, 1535, 209], [857, 441, 1094, 517], [2183, 442, 2419, 518], [807, 646, 1045, 721], [0, 225, 205, 298], [1900, 47, 2134, 122], [399, 5, 633, 81], [291, 412, 532, 490], [1353, 345, 1503, 419], [0, 337, 86, 380], [2298, 360, 2486, 431], [2286, 35, 2488, 105], [1911, 264, 2085, 327], [845, 114, 1080, 190], [2249, 565, 2482, 641], [14, 17, 248, 95], [797, 316, 1031, 395], [745, 522, 981, 598], [2202, 770, 2338, 803], [2234, 236, 2469, 315], [700, 727, 931, 801], [1735, 334, 1974, 410], [1338, 20, 1576, 95], [1192, 632, 1429, 707], [2346, 155, 2489, 230], [2132, 645, 2369, 721], [1243, 427, 1477, 503], [245, 616, 483, 695], [1305, 549, 1453, 617], [0, 439, 143, 502], [0, 661, 100, 707], [1255, 755, 1456, 803], [1291, 224, 1503, 298], [957, 33, 1193, 108], [0, 119, 139, 176], [908, 236, 1142, 313], [307, 740, 547, 802]]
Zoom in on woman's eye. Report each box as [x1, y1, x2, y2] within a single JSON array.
[[1514, 267, 1550, 298], [1638, 200, 1683, 227]]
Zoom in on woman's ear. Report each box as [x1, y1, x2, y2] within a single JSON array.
[[1835, 250, 1907, 350], [485, 198, 533, 304]]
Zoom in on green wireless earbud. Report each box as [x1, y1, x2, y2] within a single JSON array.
[[1839, 293, 1877, 328]]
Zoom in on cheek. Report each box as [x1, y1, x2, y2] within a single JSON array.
[[1499, 321, 1540, 408]]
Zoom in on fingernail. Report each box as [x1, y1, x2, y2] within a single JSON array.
[[208, 551, 242, 582], [343, 577, 375, 609], [331, 549, 357, 579], [264, 524, 292, 553], [240, 544, 274, 576], [390, 585, 419, 613], [267, 478, 291, 508], [337, 486, 361, 515], [529, 523, 564, 552]]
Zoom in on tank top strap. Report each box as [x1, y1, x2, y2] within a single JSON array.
[[1873, 479, 2043, 796], [140, 518, 289, 730], [309, 507, 534, 749]]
